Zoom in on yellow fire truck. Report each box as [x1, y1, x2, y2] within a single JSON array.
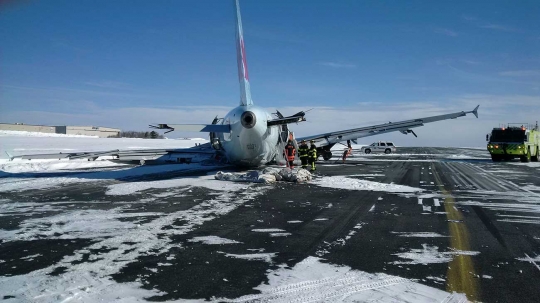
[[487, 123, 539, 162]]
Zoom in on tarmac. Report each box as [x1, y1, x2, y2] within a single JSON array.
[[1, 147, 540, 302]]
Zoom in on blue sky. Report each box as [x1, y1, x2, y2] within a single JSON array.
[[1, 0, 539, 146]]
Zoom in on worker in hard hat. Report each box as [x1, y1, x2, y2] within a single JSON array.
[[298, 139, 309, 169], [308, 140, 317, 171]]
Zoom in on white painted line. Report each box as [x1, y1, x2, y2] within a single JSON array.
[[418, 198, 423, 205], [525, 253, 540, 273], [433, 198, 440, 207]]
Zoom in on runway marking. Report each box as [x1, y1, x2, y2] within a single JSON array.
[[434, 198, 441, 207], [432, 163, 479, 301], [418, 198, 423, 205]]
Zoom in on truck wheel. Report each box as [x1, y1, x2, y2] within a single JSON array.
[[364, 149, 371, 154], [384, 148, 391, 154], [520, 148, 531, 162], [491, 155, 502, 162], [531, 147, 539, 162]]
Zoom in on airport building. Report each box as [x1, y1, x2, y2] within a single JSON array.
[[0, 123, 121, 138]]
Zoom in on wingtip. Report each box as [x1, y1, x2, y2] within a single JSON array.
[[472, 105, 479, 118]]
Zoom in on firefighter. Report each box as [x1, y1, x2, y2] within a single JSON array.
[[298, 139, 309, 169], [308, 140, 317, 171], [284, 140, 296, 169]]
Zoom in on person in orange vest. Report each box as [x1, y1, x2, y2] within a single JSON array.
[[284, 140, 296, 168]]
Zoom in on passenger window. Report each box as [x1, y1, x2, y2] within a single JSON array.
[[370, 143, 376, 146], [380, 143, 386, 146], [387, 142, 394, 146]]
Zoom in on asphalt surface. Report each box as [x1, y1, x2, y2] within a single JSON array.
[[1, 147, 540, 302]]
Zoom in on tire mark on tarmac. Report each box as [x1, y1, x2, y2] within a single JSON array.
[[229, 276, 408, 303]]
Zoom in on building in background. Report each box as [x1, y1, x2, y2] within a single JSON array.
[[0, 123, 121, 138]]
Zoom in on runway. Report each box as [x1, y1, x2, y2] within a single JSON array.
[[1, 147, 540, 302]]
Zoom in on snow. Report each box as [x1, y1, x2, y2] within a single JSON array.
[[252, 228, 286, 233], [391, 232, 449, 238], [1, 131, 207, 160], [228, 256, 467, 302], [391, 244, 480, 265], [0, 184, 265, 302], [0, 132, 482, 302], [106, 174, 248, 195], [314, 176, 423, 193], [0, 130, 98, 138], [220, 252, 276, 263], [188, 236, 242, 245]]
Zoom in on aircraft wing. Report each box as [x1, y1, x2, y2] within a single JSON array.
[[149, 124, 230, 134], [297, 105, 479, 148], [9, 143, 218, 164]]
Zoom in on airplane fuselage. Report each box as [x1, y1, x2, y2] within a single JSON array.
[[218, 105, 280, 166]]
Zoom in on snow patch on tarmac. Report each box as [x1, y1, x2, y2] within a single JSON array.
[[391, 244, 480, 265], [106, 174, 247, 195], [188, 236, 242, 245], [0, 183, 264, 302], [391, 232, 449, 238], [228, 256, 467, 302], [314, 176, 423, 193], [220, 252, 276, 263]]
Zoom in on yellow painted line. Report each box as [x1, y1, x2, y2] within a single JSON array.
[[431, 162, 479, 301]]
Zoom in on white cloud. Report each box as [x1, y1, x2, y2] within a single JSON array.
[[480, 23, 515, 32]]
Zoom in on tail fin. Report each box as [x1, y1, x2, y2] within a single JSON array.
[[235, 0, 253, 106]]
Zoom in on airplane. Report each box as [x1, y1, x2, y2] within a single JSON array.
[[10, 0, 478, 167]]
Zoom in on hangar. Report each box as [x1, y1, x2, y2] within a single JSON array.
[[0, 123, 120, 138]]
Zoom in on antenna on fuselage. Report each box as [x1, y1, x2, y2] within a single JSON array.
[[235, 0, 253, 106]]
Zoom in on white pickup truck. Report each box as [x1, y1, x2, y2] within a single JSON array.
[[361, 142, 397, 154]]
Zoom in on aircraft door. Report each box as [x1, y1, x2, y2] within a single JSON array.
[[209, 117, 223, 150], [280, 124, 289, 143]]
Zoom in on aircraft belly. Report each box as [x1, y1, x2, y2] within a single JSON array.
[[224, 128, 278, 166]]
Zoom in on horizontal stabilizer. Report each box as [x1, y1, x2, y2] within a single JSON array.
[[267, 111, 306, 127], [149, 124, 231, 133]]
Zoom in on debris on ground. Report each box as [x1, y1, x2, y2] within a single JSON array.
[[215, 167, 312, 184]]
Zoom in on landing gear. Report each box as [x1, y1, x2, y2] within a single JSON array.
[[322, 151, 332, 161]]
